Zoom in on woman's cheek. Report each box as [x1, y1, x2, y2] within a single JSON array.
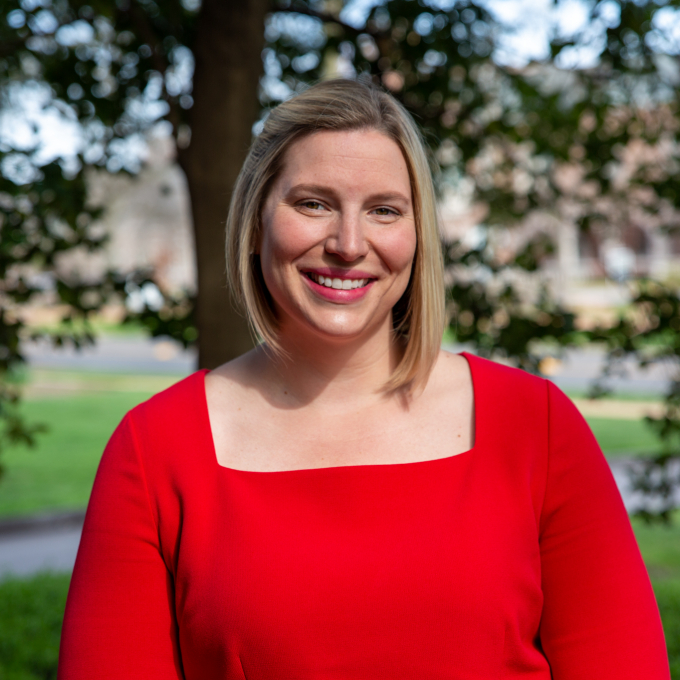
[[380, 224, 417, 274], [269, 217, 320, 265]]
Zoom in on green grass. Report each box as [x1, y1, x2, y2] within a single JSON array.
[[632, 518, 680, 675], [0, 573, 69, 680], [655, 580, 680, 678], [631, 517, 680, 582], [587, 417, 662, 456], [0, 391, 157, 517]]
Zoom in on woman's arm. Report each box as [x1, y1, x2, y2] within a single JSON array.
[[539, 382, 669, 679], [58, 414, 184, 679]]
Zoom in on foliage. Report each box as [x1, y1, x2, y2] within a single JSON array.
[[0, 0, 200, 468], [589, 279, 680, 522], [2, 0, 680, 515], [443, 237, 577, 371], [117, 272, 196, 347], [0, 572, 69, 680]]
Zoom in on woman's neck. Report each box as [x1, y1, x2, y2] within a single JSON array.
[[251, 319, 402, 409]]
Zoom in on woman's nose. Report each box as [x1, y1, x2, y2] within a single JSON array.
[[325, 212, 369, 262]]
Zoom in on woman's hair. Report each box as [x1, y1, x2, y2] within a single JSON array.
[[226, 78, 445, 393]]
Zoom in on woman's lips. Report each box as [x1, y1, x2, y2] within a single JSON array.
[[302, 270, 375, 301]]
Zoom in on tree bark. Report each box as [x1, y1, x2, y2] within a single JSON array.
[[179, 0, 271, 369]]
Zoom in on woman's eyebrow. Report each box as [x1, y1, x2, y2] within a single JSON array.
[[287, 184, 410, 205], [368, 191, 411, 205], [286, 183, 337, 198]]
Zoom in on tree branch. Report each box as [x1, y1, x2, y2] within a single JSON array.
[[278, 1, 384, 38], [125, 1, 170, 75], [120, 1, 183, 136], [0, 37, 28, 59]]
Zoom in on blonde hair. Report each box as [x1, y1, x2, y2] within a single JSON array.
[[226, 79, 444, 393]]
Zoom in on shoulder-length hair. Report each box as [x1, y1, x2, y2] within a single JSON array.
[[226, 78, 444, 393]]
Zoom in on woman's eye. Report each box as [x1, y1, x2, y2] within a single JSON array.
[[301, 200, 325, 211], [373, 207, 398, 217]]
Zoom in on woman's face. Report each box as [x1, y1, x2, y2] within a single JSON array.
[[259, 128, 417, 344]]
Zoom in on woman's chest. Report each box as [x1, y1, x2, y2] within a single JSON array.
[[171, 462, 548, 679], [212, 392, 473, 472]]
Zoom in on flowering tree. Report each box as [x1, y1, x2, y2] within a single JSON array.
[[2, 0, 680, 516]]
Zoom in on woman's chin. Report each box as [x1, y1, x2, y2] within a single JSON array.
[[283, 312, 389, 347]]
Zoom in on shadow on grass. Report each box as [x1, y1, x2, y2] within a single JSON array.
[[0, 572, 69, 680]]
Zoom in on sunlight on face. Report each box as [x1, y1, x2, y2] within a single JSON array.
[[259, 128, 417, 344]]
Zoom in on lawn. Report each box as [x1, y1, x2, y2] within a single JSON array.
[[588, 417, 662, 457], [0, 573, 69, 680], [0, 389, 160, 517]]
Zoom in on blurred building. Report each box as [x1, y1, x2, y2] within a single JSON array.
[[84, 136, 196, 294], [83, 135, 680, 313]]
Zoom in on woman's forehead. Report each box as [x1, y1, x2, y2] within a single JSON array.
[[276, 129, 411, 194]]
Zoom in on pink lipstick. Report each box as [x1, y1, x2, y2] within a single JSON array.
[[301, 268, 376, 302]]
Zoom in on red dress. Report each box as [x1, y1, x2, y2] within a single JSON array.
[[58, 354, 669, 679]]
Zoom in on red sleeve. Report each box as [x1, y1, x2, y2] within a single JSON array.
[[58, 414, 183, 679], [539, 382, 669, 679]]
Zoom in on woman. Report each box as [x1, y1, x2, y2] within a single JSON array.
[[58, 79, 669, 678]]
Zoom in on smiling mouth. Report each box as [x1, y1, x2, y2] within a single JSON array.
[[305, 272, 374, 290]]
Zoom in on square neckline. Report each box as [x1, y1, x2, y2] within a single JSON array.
[[200, 351, 480, 475]]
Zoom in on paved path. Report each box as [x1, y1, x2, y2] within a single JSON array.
[[0, 514, 85, 579], [548, 347, 673, 395], [0, 526, 82, 578]]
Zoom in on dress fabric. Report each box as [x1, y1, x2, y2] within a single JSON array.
[[58, 353, 670, 679]]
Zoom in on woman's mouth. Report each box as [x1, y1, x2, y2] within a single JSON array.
[[305, 272, 372, 290]]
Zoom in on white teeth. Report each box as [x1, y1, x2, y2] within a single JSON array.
[[309, 273, 369, 290]]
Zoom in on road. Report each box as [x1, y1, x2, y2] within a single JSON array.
[[22, 335, 676, 394], [24, 333, 197, 376]]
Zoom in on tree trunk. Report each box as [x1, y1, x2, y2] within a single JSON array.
[[179, 0, 271, 369]]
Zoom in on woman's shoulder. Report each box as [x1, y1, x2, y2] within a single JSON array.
[[132, 369, 207, 417], [122, 369, 210, 451], [450, 351, 589, 432], [437, 349, 548, 396], [434, 350, 561, 434]]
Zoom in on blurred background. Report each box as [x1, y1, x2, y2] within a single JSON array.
[[2, 0, 680, 676]]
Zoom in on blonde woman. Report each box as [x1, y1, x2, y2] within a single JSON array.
[[59, 79, 669, 679]]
